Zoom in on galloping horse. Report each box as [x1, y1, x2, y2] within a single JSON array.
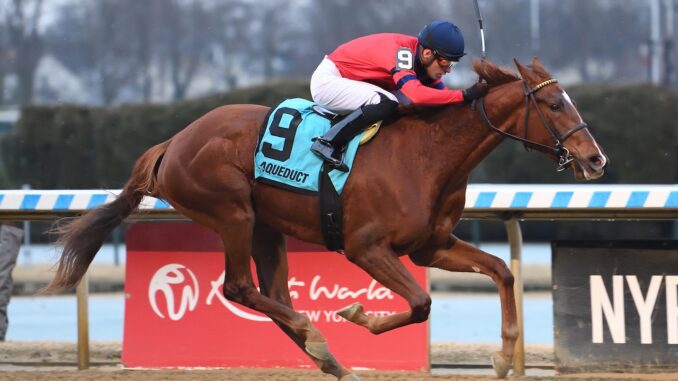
[[45, 58, 606, 380]]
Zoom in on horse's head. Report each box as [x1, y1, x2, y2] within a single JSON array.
[[475, 57, 608, 180]]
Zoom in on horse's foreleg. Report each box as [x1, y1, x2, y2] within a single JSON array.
[[340, 242, 431, 334], [409, 235, 517, 378], [251, 222, 357, 381]]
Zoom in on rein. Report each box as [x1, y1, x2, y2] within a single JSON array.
[[477, 78, 589, 171]]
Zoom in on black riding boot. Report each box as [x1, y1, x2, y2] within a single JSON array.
[[311, 95, 398, 171]]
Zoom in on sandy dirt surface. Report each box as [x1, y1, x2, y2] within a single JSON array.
[[1, 341, 676, 381], [1, 341, 550, 365], [3, 368, 678, 381], [0, 368, 546, 381]]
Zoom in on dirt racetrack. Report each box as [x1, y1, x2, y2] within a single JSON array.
[[0, 368, 548, 381], [1, 341, 677, 381], [0, 369, 568, 381], [3, 366, 678, 381]]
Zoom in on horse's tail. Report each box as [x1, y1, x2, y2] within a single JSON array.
[[42, 140, 171, 293]]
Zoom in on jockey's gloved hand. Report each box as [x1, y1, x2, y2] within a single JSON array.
[[462, 82, 489, 102]]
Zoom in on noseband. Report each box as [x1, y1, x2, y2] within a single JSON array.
[[477, 78, 589, 171]]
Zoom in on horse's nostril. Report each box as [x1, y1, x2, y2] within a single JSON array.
[[589, 155, 607, 170], [592, 157, 602, 166]]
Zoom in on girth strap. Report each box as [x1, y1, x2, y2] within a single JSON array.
[[318, 163, 344, 251]]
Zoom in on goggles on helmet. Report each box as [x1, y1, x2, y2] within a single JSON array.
[[433, 51, 460, 71]]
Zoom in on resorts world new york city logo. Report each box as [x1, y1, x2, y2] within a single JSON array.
[[147, 263, 397, 323], [148, 264, 199, 321]]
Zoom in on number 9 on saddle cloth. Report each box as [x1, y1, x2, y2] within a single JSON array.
[[254, 98, 384, 195]]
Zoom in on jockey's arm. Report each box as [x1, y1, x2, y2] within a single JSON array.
[[392, 70, 465, 106]]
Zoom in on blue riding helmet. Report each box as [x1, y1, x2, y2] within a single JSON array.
[[417, 20, 466, 61]]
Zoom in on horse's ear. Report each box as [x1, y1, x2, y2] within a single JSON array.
[[472, 57, 488, 80], [530, 56, 542, 68], [530, 56, 550, 79], [513, 58, 539, 85]]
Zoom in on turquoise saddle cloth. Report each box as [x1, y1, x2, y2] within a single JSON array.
[[254, 98, 366, 194]]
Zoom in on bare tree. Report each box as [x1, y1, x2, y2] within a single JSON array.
[[27, 0, 670, 104], [208, 0, 259, 89], [256, 0, 312, 79], [0, 7, 9, 105], [98, 1, 142, 104], [47, 0, 142, 105], [481, 0, 532, 65], [48, 0, 159, 104], [258, 2, 280, 80], [5, 0, 44, 104], [129, 0, 158, 103], [154, 0, 213, 101], [542, 0, 647, 82]]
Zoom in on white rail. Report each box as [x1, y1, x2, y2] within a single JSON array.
[[1, 184, 676, 220]]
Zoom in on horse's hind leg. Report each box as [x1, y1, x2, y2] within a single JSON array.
[[409, 235, 517, 378], [251, 222, 358, 381], [172, 197, 354, 379], [158, 129, 357, 378]]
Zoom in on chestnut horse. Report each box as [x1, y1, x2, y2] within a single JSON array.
[[45, 58, 606, 380]]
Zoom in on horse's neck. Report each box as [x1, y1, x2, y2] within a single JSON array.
[[423, 83, 524, 196]]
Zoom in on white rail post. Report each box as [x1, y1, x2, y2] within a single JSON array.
[[504, 217, 525, 376], [76, 273, 90, 370]]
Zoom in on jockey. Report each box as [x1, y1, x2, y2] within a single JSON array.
[[310, 20, 489, 171]]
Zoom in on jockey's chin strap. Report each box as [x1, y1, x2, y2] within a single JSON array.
[[477, 78, 589, 171]]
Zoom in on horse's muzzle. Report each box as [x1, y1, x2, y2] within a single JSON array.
[[587, 153, 608, 173], [575, 153, 607, 180]]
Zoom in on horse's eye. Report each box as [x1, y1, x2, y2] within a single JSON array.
[[549, 103, 561, 112]]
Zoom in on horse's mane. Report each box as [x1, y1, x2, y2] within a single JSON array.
[[472, 59, 521, 86], [401, 58, 522, 120]]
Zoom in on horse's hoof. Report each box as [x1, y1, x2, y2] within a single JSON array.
[[339, 373, 361, 381], [337, 302, 363, 322], [491, 351, 511, 379], [305, 341, 330, 361]]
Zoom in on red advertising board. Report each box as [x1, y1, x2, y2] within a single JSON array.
[[122, 222, 429, 370]]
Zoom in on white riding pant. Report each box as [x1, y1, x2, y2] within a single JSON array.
[[310, 56, 398, 115]]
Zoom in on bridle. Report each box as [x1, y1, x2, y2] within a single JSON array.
[[477, 78, 589, 171]]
